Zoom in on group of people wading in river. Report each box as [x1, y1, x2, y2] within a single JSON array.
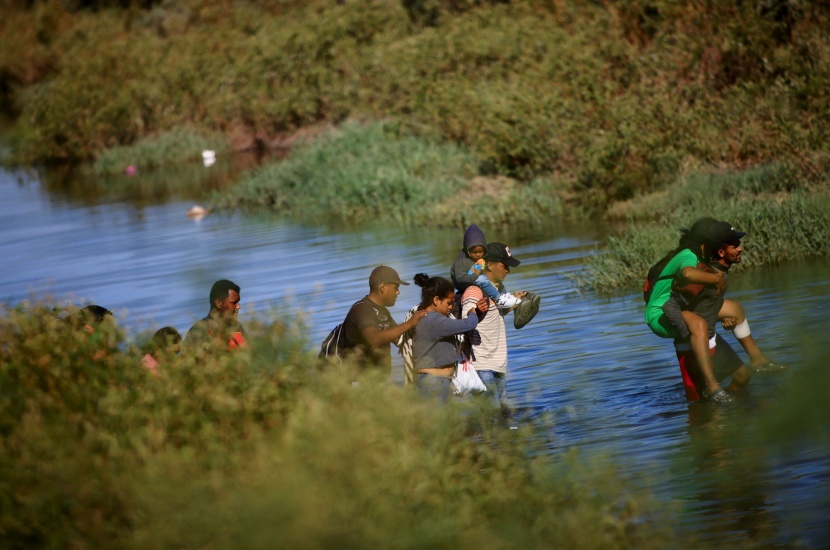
[[321, 220, 784, 414], [72, 219, 784, 412]]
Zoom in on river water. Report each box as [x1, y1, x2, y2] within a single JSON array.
[[2, 161, 829, 546]]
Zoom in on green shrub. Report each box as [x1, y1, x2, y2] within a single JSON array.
[[212, 121, 482, 226], [92, 127, 227, 174], [0, 300, 677, 548]]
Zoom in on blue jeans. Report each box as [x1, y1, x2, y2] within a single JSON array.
[[476, 370, 508, 412], [417, 373, 453, 403]]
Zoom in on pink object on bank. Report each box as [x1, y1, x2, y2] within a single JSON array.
[[125, 165, 137, 176]]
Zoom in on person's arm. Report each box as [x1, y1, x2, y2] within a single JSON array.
[[474, 274, 501, 302], [461, 291, 493, 319], [461, 287, 482, 315], [361, 310, 427, 347], [424, 312, 479, 339], [679, 266, 726, 295], [452, 260, 478, 290]]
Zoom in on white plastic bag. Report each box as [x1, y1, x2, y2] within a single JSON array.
[[452, 351, 487, 396]]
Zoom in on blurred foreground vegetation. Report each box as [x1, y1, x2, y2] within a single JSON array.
[[4, 298, 830, 547], [0, 301, 677, 548]]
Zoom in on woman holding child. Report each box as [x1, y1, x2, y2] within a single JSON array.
[[412, 273, 488, 402]]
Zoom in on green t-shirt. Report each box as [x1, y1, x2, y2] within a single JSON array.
[[644, 248, 698, 326]]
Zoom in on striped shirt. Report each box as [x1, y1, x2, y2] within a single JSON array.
[[461, 286, 508, 374]]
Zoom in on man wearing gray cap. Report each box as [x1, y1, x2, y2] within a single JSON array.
[[340, 266, 427, 374]]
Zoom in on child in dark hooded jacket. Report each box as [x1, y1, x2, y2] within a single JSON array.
[[450, 224, 521, 309]]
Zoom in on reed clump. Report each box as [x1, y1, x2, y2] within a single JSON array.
[[92, 127, 227, 175], [0, 300, 676, 548], [213, 121, 562, 227], [211, 121, 482, 226]]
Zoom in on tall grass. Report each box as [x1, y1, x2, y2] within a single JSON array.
[[578, 166, 830, 294], [213, 121, 561, 227], [92, 127, 227, 175], [213, 121, 478, 226], [0, 300, 676, 548]]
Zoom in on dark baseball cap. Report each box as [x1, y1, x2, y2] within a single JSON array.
[[708, 221, 746, 245], [484, 242, 521, 267], [369, 265, 409, 287], [687, 217, 719, 241]]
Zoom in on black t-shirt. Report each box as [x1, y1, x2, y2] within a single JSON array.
[[341, 296, 396, 373]]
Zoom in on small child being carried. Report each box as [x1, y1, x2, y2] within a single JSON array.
[[450, 224, 521, 309], [450, 224, 541, 329]]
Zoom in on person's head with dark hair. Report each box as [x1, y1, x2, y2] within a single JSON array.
[[679, 217, 721, 259], [482, 242, 521, 286], [62, 304, 117, 361], [152, 326, 182, 353], [706, 220, 747, 266], [64, 304, 113, 331], [414, 273, 455, 313], [367, 266, 409, 308], [81, 305, 112, 325], [141, 326, 183, 371], [208, 279, 241, 318]]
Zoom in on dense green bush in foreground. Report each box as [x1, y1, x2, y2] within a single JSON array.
[[0, 302, 673, 548]]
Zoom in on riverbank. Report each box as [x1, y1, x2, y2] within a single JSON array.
[[210, 121, 562, 228], [2, 1, 828, 290], [3, 2, 829, 201]]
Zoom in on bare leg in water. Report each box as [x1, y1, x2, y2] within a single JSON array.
[[681, 310, 721, 394], [718, 299, 770, 367]]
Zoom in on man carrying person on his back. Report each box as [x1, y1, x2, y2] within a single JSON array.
[[671, 220, 786, 403], [460, 242, 526, 416], [340, 266, 427, 375], [183, 279, 246, 357]]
